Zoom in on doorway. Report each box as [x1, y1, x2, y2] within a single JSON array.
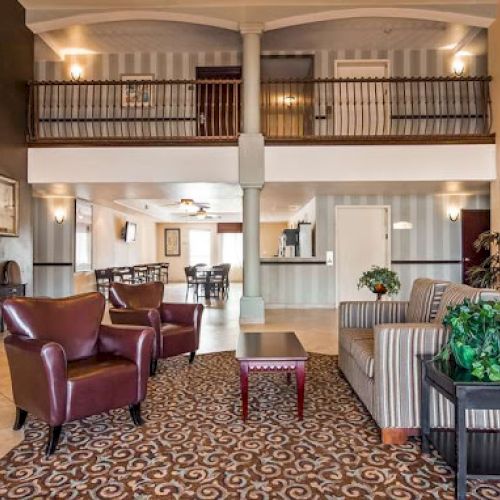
[[336, 205, 391, 303], [196, 66, 241, 137], [334, 59, 391, 136], [461, 209, 490, 285]]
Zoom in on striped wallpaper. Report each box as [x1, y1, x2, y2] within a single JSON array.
[[262, 193, 490, 307], [35, 48, 487, 81]]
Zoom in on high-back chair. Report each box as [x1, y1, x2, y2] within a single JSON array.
[[109, 282, 204, 375], [2, 293, 154, 455]]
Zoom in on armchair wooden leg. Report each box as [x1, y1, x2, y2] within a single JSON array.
[[45, 426, 62, 456], [129, 403, 144, 426], [188, 351, 196, 364], [13, 408, 27, 431], [381, 428, 419, 445], [150, 358, 158, 376]]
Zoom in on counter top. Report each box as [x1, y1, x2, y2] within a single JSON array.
[[261, 257, 326, 264]]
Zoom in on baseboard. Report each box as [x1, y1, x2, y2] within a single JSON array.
[[265, 304, 334, 309]]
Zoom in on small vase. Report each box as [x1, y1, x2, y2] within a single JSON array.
[[373, 283, 387, 301]]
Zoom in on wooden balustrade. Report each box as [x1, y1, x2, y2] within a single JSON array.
[[27, 76, 493, 145]]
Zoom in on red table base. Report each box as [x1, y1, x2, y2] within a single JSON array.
[[239, 360, 306, 421]]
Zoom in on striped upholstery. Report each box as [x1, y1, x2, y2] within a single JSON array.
[[339, 301, 408, 329], [339, 279, 500, 434], [432, 283, 482, 324], [406, 278, 449, 323]]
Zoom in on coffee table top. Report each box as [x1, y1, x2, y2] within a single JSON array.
[[236, 332, 308, 362]]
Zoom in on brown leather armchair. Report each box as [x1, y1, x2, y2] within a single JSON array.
[[109, 282, 203, 375], [2, 292, 154, 455]]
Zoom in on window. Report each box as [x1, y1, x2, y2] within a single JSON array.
[[189, 230, 211, 266], [221, 232, 243, 266]]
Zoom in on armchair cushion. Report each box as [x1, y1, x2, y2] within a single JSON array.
[[66, 354, 137, 421], [406, 278, 449, 323], [2, 293, 105, 362], [338, 328, 372, 355], [432, 283, 483, 324], [351, 337, 375, 379]]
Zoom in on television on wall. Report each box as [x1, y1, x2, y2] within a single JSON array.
[[123, 222, 137, 243]]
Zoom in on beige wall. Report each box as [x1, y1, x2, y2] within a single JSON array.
[[489, 19, 500, 231], [260, 222, 287, 257], [74, 203, 157, 294]]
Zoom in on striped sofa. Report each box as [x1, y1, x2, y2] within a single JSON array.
[[339, 279, 500, 444]]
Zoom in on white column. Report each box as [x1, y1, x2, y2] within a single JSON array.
[[239, 24, 265, 324]]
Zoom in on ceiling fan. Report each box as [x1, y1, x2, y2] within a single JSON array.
[[160, 198, 211, 214], [186, 207, 221, 220]]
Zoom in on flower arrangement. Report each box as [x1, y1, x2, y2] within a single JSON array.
[[357, 266, 401, 300], [436, 300, 500, 381]]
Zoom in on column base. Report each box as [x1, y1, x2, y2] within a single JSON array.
[[240, 296, 265, 324]]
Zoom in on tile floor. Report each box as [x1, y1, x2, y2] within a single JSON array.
[[0, 282, 338, 458]]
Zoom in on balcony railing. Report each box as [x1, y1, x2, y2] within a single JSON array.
[[261, 76, 493, 143], [27, 79, 241, 144], [27, 76, 493, 145]]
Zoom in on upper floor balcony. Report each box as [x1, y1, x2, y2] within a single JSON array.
[[27, 76, 494, 146]]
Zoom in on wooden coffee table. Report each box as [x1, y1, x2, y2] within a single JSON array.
[[236, 331, 308, 421]]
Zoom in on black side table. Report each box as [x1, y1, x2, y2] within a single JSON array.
[[420, 355, 500, 500], [0, 283, 26, 332]]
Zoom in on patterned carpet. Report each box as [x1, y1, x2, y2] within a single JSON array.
[[1, 352, 500, 499]]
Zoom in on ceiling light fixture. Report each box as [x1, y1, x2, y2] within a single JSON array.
[[195, 208, 208, 220]]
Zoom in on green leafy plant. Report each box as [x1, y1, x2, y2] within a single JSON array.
[[467, 231, 500, 289], [436, 300, 500, 381], [357, 266, 401, 300]]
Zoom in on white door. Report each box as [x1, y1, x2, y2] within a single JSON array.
[[336, 206, 391, 303], [334, 59, 391, 136]]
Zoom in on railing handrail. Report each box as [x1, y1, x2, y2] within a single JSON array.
[[28, 78, 242, 86], [261, 76, 492, 84]]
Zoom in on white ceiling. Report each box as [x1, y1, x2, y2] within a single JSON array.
[[31, 180, 490, 223], [35, 16, 488, 61]]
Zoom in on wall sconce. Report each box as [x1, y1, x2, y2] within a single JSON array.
[[283, 95, 296, 107], [54, 209, 66, 224], [393, 221, 413, 230], [70, 64, 83, 81], [452, 57, 465, 77], [447, 207, 460, 222]]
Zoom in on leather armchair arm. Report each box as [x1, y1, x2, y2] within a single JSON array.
[[160, 302, 204, 344], [4, 335, 67, 427], [109, 308, 161, 360], [98, 324, 154, 402], [339, 301, 408, 329]]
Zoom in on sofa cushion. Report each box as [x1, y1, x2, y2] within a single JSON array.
[[350, 338, 375, 379], [339, 328, 373, 355], [406, 278, 449, 323], [432, 283, 483, 324]]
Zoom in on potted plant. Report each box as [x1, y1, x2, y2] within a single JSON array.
[[436, 300, 500, 381], [467, 231, 500, 289], [357, 266, 401, 301]]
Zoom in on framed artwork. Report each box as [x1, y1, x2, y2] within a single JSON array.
[[121, 74, 155, 107], [0, 175, 19, 237], [165, 228, 181, 257]]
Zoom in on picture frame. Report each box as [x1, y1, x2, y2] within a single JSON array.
[[165, 228, 181, 257], [121, 74, 155, 107], [0, 175, 19, 237]]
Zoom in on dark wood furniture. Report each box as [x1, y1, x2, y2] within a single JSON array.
[[0, 283, 26, 332], [236, 332, 307, 422], [420, 355, 500, 500]]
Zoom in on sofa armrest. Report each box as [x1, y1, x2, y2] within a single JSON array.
[[4, 335, 67, 427], [372, 322, 448, 429], [98, 324, 154, 402], [339, 301, 408, 329]]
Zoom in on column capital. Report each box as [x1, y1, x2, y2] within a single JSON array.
[[240, 23, 264, 35]]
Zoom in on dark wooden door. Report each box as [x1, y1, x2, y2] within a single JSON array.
[[461, 209, 490, 284], [196, 66, 241, 137]]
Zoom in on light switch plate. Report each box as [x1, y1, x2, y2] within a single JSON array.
[[326, 251, 334, 266]]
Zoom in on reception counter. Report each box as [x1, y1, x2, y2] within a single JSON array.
[[260, 258, 334, 308]]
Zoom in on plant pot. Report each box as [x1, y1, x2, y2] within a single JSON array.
[[451, 341, 476, 371], [373, 283, 387, 301]]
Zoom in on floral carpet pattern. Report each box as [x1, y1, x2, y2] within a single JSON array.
[[1, 352, 500, 499]]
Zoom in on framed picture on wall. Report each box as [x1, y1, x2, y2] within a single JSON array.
[[165, 228, 181, 256], [0, 175, 19, 237], [121, 74, 155, 107]]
